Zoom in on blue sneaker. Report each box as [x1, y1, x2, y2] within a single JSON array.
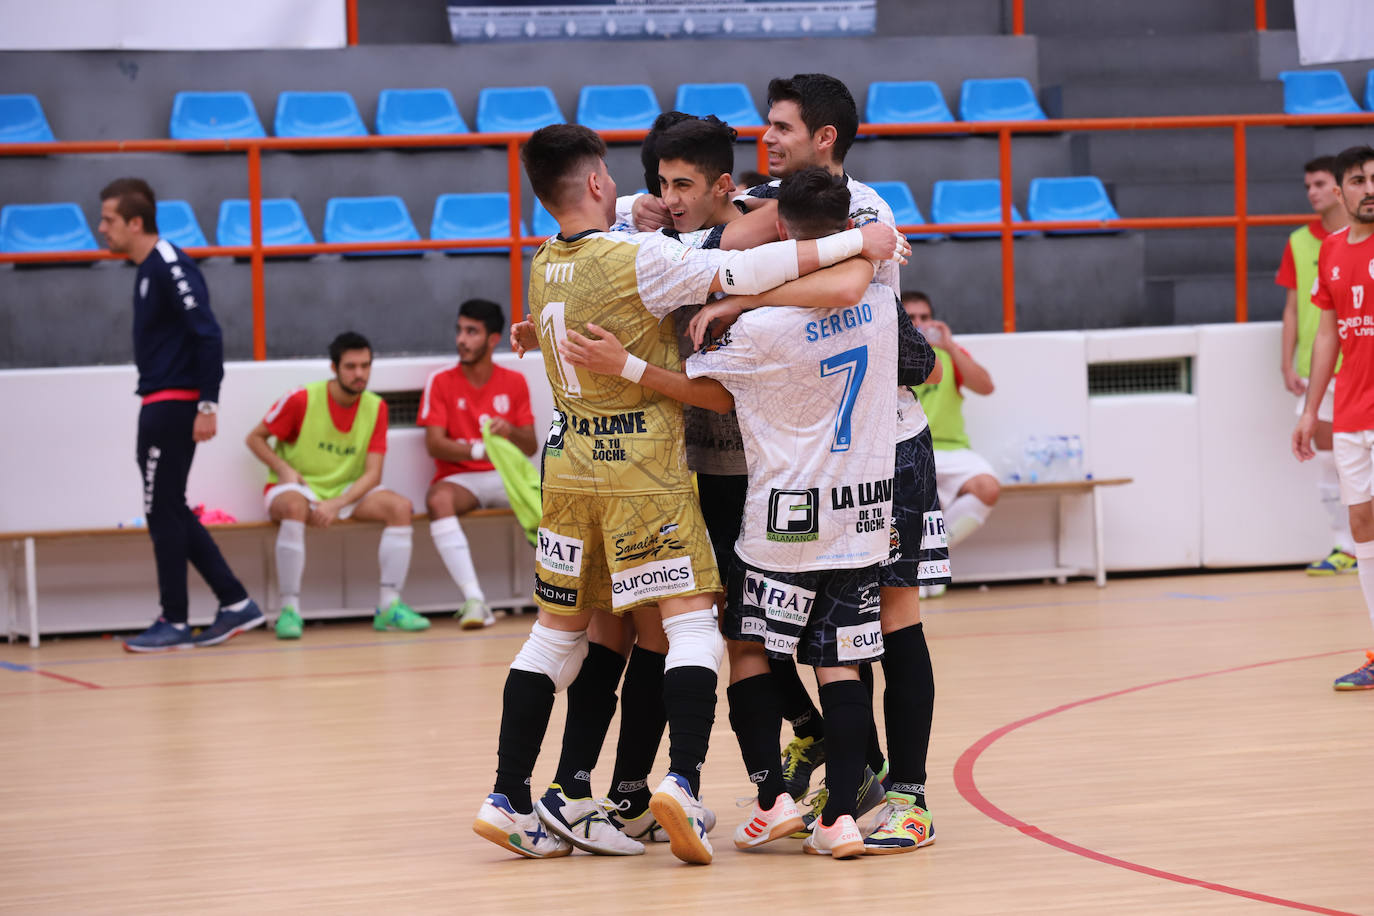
[[124, 618, 196, 653], [194, 600, 266, 647], [1333, 651, 1374, 691]]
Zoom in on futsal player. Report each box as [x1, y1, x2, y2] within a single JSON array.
[[1293, 144, 1374, 691], [97, 177, 265, 652], [1278, 156, 1355, 574], [472, 123, 906, 865]]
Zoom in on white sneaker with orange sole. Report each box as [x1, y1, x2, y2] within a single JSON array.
[[734, 793, 805, 849], [802, 813, 864, 859]]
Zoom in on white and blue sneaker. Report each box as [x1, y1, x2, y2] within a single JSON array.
[[535, 785, 644, 855], [194, 600, 266, 647], [602, 796, 717, 843], [124, 617, 196, 653], [649, 772, 714, 865], [473, 793, 572, 859]]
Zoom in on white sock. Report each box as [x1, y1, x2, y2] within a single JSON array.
[[946, 492, 994, 546], [1316, 451, 1356, 554], [222, 598, 250, 612], [378, 525, 413, 609], [276, 519, 306, 610], [1355, 541, 1374, 631], [430, 516, 485, 603]]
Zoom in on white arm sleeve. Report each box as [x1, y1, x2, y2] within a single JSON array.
[[715, 239, 800, 296], [613, 193, 643, 231]]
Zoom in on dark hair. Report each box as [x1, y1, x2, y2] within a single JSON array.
[[777, 167, 850, 240], [902, 290, 933, 314], [1305, 155, 1337, 178], [99, 177, 158, 234], [736, 170, 769, 189], [329, 331, 372, 365], [654, 118, 737, 187], [459, 298, 504, 336], [767, 73, 858, 164], [522, 124, 607, 210], [1334, 145, 1374, 184], [642, 110, 699, 196]]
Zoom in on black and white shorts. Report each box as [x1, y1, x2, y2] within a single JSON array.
[[725, 561, 885, 668], [880, 428, 953, 589]]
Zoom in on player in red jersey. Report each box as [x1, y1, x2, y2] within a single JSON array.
[[1293, 144, 1374, 690], [419, 299, 537, 628]]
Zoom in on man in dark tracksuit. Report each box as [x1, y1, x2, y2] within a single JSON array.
[[98, 178, 264, 652]]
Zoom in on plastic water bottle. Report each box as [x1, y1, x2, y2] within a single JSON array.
[[1067, 435, 1084, 480], [1021, 435, 1041, 482]]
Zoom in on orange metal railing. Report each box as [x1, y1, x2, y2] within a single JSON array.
[[4, 110, 1373, 354]]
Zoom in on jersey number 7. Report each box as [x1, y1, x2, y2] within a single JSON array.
[[820, 346, 868, 453]]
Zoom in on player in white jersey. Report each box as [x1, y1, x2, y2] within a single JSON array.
[[562, 168, 916, 858], [474, 124, 908, 866]]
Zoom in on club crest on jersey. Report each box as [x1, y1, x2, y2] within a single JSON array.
[[850, 206, 880, 227], [493, 394, 511, 414], [1333, 266, 1342, 281], [699, 328, 732, 353]]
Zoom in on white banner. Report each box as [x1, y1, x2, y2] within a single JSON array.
[[1295, 0, 1374, 65], [0, 0, 346, 50]]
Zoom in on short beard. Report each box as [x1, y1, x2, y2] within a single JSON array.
[[459, 342, 488, 365]]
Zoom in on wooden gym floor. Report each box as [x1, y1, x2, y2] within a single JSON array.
[[1, 569, 1370, 915]]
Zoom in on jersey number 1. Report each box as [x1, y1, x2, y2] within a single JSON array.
[[820, 346, 868, 452], [540, 301, 582, 399]]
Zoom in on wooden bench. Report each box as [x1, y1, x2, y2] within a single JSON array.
[[0, 509, 520, 647], [965, 477, 1133, 588]]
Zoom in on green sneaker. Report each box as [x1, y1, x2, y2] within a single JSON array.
[[374, 600, 430, 632], [275, 606, 303, 640], [457, 597, 494, 630], [781, 734, 825, 799]]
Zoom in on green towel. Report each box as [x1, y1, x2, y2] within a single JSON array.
[[482, 418, 541, 546]]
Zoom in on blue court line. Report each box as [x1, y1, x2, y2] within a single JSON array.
[[0, 660, 32, 672]]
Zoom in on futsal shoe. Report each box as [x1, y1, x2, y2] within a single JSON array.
[[862, 792, 935, 854], [474, 793, 573, 859], [794, 766, 886, 838], [457, 597, 495, 630], [124, 618, 197, 653], [734, 793, 805, 849], [1333, 650, 1374, 691], [1307, 548, 1357, 576], [780, 735, 825, 799], [373, 600, 430, 632], [603, 798, 717, 843], [534, 785, 644, 855], [649, 773, 714, 865], [194, 600, 266, 647], [275, 606, 303, 640], [802, 814, 864, 859]]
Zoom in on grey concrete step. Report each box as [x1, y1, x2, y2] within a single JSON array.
[[1043, 80, 1283, 119], [1076, 126, 1319, 182], [1039, 32, 1261, 83], [1112, 178, 1305, 218], [1026, 0, 1289, 37], [1150, 271, 1286, 326], [1143, 226, 1296, 275]]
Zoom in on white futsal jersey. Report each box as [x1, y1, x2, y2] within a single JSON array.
[[686, 281, 899, 572]]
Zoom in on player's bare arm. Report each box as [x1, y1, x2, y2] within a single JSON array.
[[245, 421, 303, 485], [688, 257, 876, 347], [425, 424, 486, 464], [932, 321, 995, 395], [1295, 308, 1339, 461], [559, 323, 735, 414], [1280, 289, 1306, 395], [715, 199, 780, 249], [487, 418, 538, 456]]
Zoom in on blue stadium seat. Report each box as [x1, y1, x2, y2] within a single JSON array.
[[169, 91, 265, 140], [0, 94, 55, 143], [673, 83, 763, 127], [930, 180, 1030, 239], [1277, 70, 1360, 115], [577, 84, 662, 131], [959, 78, 1046, 122], [475, 87, 564, 134], [532, 199, 559, 237], [156, 200, 208, 249], [0, 203, 96, 252], [375, 88, 467, 135], [866, 181, 942, 242], [324, 196, 422, 256], [865, 82, 953, 125], [216, 199, 315, 249], [431, 193, 529, 253], [1027, 176, 1120, 235], [273, 91, 367, 138]]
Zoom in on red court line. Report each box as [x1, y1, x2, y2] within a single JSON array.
[[953, 647, 1363, 915], [33, 669, 102, 689]]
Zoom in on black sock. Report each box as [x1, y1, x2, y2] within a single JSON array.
[[608, 646, 667, 815], [881, 623, 933, 809], [493, 668, 556, 813], [859, 662, 886, 774], [663, 665, 717, 797], [818, 678, 871, 827], [769, 655, 825, 739], [726, 674, 785, 808], [553, 642, 626, 799]]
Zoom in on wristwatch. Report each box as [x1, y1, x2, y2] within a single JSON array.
[[197, 401, 218, 415]]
